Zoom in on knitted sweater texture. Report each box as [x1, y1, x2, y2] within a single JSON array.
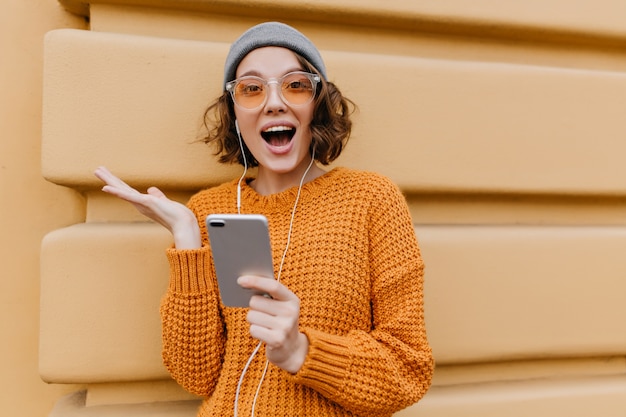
[[161, 167, 434, 417]]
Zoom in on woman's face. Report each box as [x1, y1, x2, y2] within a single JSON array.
[[233, 47, 315, 184]]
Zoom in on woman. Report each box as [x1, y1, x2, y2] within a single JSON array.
[[95, 21, 433, 417]]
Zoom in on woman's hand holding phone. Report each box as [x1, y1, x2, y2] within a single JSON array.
[[238, 275, 309, 374]]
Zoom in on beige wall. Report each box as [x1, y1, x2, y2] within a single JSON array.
[[0, 1, 87, 416], [3, 0, 626, 416]]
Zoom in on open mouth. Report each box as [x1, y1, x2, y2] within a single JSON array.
[[261, 126, 295, 147]]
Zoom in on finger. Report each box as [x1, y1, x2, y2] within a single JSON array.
[[238, 276, 296, 302], [246, 311, 292, 344], [93, 165, 111, 181], [248, 323, 279, 347], [147, 186, 166, 198], [95, 167, 136, 193], [247, 312, 301, 358], [94, 166, 124, 186], [94, 167, 150, 204], [101, 182, 143, 202], [248, 293, 288, 316], [246, 308, 277, 328]]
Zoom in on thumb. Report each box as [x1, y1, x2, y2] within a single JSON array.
[[147, 186, 166, 198]]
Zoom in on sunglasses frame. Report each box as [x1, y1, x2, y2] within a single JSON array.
[[225, 71, 321, 110]]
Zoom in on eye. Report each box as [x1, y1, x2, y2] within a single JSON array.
[[285, 78, 312, 91], [237, 80, 264, 96]]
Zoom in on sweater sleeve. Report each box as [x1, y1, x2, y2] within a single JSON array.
[[291, 175, 434, 415], [159, 245, 226, 398]]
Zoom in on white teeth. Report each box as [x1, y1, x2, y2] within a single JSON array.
[[263, 126, 294, 133]]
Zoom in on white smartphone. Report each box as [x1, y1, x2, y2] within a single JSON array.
[[206, 214, 275, 307]]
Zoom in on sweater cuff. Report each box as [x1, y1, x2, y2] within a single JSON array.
[[166, 245, 214, 293], [292, 327, 351, 398]]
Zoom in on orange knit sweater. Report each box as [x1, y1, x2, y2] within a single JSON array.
[[161, 167, 434, 417]]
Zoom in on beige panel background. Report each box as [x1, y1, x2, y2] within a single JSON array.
[[3, 0, 626, 416], [0, 2, 87, 417]]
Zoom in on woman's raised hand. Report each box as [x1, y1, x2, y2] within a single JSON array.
[[94, 166, 201, 249]]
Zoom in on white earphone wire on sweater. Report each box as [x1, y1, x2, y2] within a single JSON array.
[[233, 120, 316, 416]]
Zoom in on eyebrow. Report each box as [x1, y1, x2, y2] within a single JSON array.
[[238, 67, 304, 78]]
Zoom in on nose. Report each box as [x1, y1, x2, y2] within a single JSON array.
[[264, 80, 286, 113]]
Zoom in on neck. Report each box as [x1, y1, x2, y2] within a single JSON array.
[[252, 160, 325, 196]]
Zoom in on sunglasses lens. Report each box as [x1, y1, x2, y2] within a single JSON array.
[[234, 78, 266, 109], [281, 73, 315, 105]]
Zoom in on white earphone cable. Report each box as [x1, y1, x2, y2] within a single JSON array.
[[233, 340, 263, 417], [235, 120, 248, 214], [275, 152, 315, 284], [232, 122, 316, 416], [250, 359, 270, 416]]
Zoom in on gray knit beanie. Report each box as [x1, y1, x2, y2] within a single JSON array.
[[223, 22, 328, 89]]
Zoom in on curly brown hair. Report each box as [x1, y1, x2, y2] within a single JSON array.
[[202, 54, 356, 167]]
